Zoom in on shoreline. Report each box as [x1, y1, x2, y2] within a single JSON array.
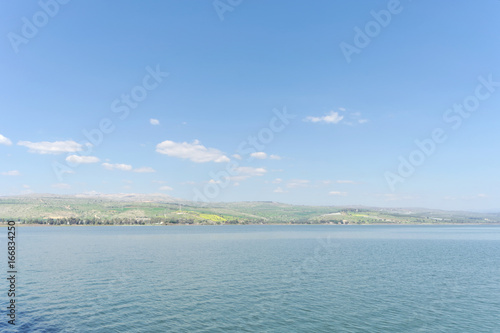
[[2, 223, 500, 227]]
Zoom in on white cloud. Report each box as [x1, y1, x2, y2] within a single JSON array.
[[232, 154, 242, 160], [159, 185, 173, 191], [150, 118, 160, 125], [287, 179, 310, 188], [329, 191, 347, 196], [273, 187, 287, 193], [101, 162, 155, 173], [272, 178, 283, 184], [102, 163, 133, 171], [52, 183, 71, 189], [229, 167, 268, 181], [18, 140, 82, 154], [304, 111, 343, 124], [156, 140, 229, 163], [66, 155, 100, 164], [1, 170, 20, 176], [236, 167, 267, 177], [304, 108, 368, 126], [248, 152, 281, 160], [336, 180, 356, 184], [251, 152, 267, 159], [0, 134, 12, 146], [133, 167, 156, 173]]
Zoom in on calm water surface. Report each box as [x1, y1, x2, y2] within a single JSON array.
[[1, 225, 499, 332]]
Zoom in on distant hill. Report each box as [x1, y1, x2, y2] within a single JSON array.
[[0, 194, 499, 225]]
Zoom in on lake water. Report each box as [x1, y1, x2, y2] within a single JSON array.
[[1, 225, 499, 332]]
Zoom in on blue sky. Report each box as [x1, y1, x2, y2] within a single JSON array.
[[1, 0, 499, 211]]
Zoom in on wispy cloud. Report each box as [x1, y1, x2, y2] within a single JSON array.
[[52, 183, 71, 189], [229, 167, 268, 181], [101, 162, 155, 173], [18, 140, 82, 154], [286, 179, 310, 188], [304, 108, 368, 126], [159, 185, 173, 191], [1, 170, 20, 176], [66, 155, 100, 164], [336, 180, 356, 184], [345, 112, 368, 125], [250, 152, 267, 159], [236, 167, 267, 177], [273, 187, 287, 193], [150, 118, 160, 125], [133, 167, 156, 173], [0, 134, 12, 145], [231, 167, 267, 181], [304, 111, 343, 124], [345, 110, 369, 125], [156, 139, 229, 163], [249, 152, 282, 160], [329, 191, 347, 196], [102, 163, 133, 171]]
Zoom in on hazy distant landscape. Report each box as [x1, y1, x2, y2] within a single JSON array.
[[1, 194, 498, 225]]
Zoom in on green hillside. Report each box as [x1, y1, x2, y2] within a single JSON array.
[[0, 194, 498, 225]]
